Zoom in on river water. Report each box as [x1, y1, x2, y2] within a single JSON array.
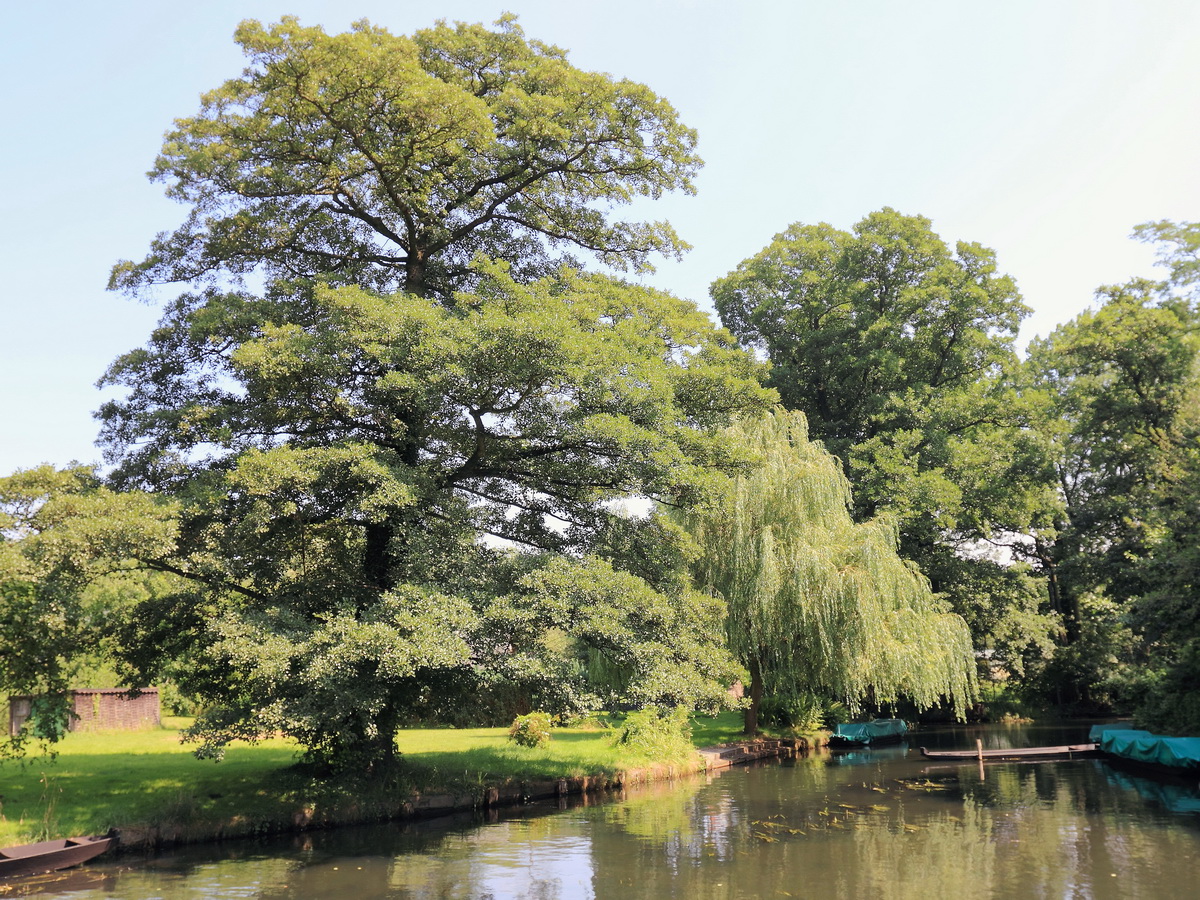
[[17, 723, 1200, 899]]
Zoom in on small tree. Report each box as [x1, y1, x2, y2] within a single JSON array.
[[0, 466, 178, 758], [679, 411, 976, 734]]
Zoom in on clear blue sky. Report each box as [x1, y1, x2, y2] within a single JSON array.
[[3, 0, 1198, 474]]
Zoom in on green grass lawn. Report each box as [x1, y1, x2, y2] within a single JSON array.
[[0, 725, 298, 845], [689, 711, 748, 747], [0, 712, 751, 846]]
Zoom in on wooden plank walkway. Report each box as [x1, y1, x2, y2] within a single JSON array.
[[699, 738, 805, 770]]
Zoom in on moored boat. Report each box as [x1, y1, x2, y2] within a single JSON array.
[[919, 743, 1098, 760], [1090, 726, 1200, 774], [0, 835, 113, 880], [829, 718, 908, 747]]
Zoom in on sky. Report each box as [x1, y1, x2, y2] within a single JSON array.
[[2, 0, 1198, 475]]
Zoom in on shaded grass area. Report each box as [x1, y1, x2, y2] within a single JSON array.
[[690, 711, 748, 747], [0, 713, 749, 845], [689, 711, 826, 749]]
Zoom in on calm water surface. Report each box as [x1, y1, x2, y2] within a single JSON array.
[[18, 723, 1200, 899]]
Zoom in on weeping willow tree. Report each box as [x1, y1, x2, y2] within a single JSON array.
[[680, 411, 977, 733]]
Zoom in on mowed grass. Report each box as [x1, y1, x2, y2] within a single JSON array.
[[0, 722, 297, 845], [689, 711, 748, 748], [0, 712, 748, 845]]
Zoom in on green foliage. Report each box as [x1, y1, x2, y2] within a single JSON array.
[[507, 712, 552, 748], [110, 15, 699, 300], [1021, 591, 1139, 712], [101, 263, 769, 537], [1020, 232, 1200, 709], [155, 681, 202, 717], [920, 549, 1058, 682], [25, 695, 70, 743], [974, 683, 1045, 723], [1024, 280, 1198, 599], [757, 691, 827, 731], [96, 262, 765, 767], [710, 210, 1050, 692], [517, 556, 741, 714], [0, 466, 179, 759], [711, 208, 1028, 534], [1134, 219, 1200, 293], [611, 706, 694, 760], [1132, 641, 1200, 736], [680, 411, 977, 733]]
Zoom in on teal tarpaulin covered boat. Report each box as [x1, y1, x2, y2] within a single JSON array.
[[1090, 725, 1200, 772], [829, 718, 908, 747]]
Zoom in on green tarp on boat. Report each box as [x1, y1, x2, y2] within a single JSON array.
[[830, 718, 907, 745], [1088, 725, 1151, 743], [1091, 727, 1200, 772]]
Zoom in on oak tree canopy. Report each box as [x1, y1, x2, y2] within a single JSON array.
[[109, 15, 701, 300]]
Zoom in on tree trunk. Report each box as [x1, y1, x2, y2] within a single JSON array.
[[1036, 537, 1079, 643], [743, 658, 764, 735], [363, 522, 391, 592], [405, 249, 427, 297], [365, 706, 400, 773]]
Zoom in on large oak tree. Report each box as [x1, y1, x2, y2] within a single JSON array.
[[98, 17, 774, 769]]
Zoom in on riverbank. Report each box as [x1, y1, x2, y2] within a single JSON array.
[[0, 716, 826, 853]]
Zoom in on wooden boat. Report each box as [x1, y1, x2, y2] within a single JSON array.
[[919, 743, 1098, 761], [0, 835, 113, 880]]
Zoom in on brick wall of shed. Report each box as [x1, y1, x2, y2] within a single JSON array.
[[9, 688, 161, 735], [69, 689, 160, 732]]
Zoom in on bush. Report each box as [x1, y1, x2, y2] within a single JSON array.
[[759, 692, 828, 731], [508, 712, 553, 748], [1132, 641, 1200, 736], [758, 691, 850, 731], [157, 681, 203, 717], [611, 706, 694, 759], [558, 712, 612, 730]]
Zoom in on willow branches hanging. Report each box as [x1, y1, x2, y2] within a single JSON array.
[[680, 411, 977, 724]]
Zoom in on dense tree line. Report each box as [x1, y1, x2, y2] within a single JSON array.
[[1019, 222, 1200, 727], [715, 213, 1200, 729]]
